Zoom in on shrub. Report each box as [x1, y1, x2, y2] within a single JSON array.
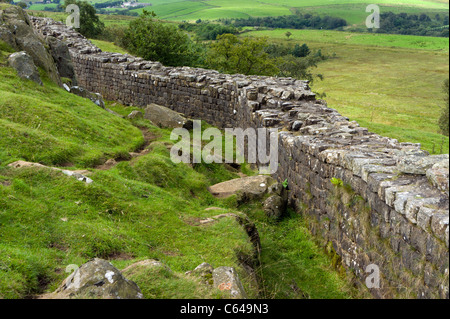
[[124, 10, 202, 67], [438, 79, 449, 136]]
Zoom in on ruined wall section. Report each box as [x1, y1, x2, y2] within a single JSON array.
[[31, 17, 449, 299]]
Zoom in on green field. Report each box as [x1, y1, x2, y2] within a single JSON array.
[[137, 0, 449, 24], [243, 29, 449, 153], [28, 0, 449, 23], [244, 28, 450, 50], [139, 0, 449, 23], [138, 0, 449, 22]]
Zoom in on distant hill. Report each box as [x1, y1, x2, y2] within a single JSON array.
[[23, 0, 450, 23]]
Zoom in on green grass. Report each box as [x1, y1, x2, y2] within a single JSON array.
[[0, 41, 357, 299], [0, 49, 143, 168], [242, 205, 367, 299], [244, 28, 449, 51], [27, 4, 59, 11], [0, 54, 253, 297], [242, 29, 449, 154], [90, 39, 129, 54], [131, 0, 215, 19]]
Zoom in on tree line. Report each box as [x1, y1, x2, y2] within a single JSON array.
[[374, 12, 449, 37], [220, 13, 348, 30]]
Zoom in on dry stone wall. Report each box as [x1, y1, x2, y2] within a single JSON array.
[[31, 17, 449, 299]]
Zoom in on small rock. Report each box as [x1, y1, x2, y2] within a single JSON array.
[[291, 121, 303, 131], [127, 110, 143, 119], [213, 267, 247, 299], [187, 262, 214, 284], [263, 195, 286, 220], [70, 86, 105, 109], [105, 108, 124, 118]]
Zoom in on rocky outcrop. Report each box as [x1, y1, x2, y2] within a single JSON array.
[[42, 258, 143, 299], [0, 5, 62, 86], [46, 35, 77, 84], [7, 51, 42, 85]]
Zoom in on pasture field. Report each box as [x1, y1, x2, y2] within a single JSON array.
[[244, 28, 450, 50], [28, 0, 449, 23], [136, 0, 449, 21], [243, 29, 449, 153], [135, 0, 449, 22]]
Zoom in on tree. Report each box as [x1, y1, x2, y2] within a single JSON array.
[[17, 1, 27, 8], [438, 79, 449, 136], [292, 43, 310, 58], [276, 54, 323, 84], [205, 34, 279, 76], [124, 10, 202, 67], [285, 31, 292, 40], [63, 0, 104, 38]]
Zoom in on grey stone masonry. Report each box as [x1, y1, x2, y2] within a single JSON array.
[[31, 16, 449, 299]]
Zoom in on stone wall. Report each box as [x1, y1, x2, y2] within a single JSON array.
[[31, 17, 449, 299]]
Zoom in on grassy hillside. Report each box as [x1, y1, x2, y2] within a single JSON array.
[[243, 29, 449, 154], [0, 40, 361, 299]]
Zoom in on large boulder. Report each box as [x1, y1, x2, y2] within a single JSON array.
[[207, 175, 275, 201], [43, 258, 143, 299], [0, 5, 62, 86], [144, 103, 193, 129], [8, 51, 42, 85]]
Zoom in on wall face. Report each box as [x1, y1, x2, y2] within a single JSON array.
[[32, 17, 449, 299]]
